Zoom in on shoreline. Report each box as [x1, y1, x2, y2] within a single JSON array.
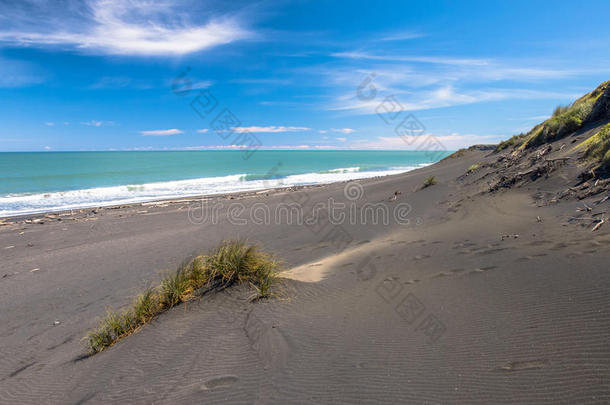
[[0, 151, 439, 220], [0, 167, 422, 222]]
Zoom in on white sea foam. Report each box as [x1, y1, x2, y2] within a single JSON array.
[[322, 166, 361, 173], [0, 165, 428, 217]]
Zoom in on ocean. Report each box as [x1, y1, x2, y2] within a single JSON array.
[[0, 150, 449, 217]]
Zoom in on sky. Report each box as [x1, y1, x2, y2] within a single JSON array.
[[1, 0, 610, 152]]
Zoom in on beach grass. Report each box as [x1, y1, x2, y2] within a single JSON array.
[[422, 176, 438, 188], [467, 163, 481, 173], [86, 240, 280, 354], [575, 123, 610, 169], [495, 81, 610, 152]]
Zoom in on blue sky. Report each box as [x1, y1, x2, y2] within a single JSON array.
[[1, 0, 609, 152]]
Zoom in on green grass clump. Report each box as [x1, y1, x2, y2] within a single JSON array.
[[422, 176, 438, 188], [575, 123, 610, 169], [441, 148, 466, 160], [495, 81, 610, 151], [524, 101, 593, 147], [496, 133, 526, 151], [133, 288, 162, 323], [552, 105, 570, 117], [467, 163, 480, 173], [86, 241, 280, 354]]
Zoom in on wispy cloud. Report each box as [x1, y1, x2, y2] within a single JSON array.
[[379, 31, 426, 41], [81, 120, 115, 127], [331, 84, 582, 114], [196, 129, 209, 133], [141, 128, 183, 136], [355, 133, 500, 150], [0, 56, 44, 87], [233, 126, 310, 133], [331, 51, 490, 66], [90, 76, 132, 89], [336, 137, 347, 142], [190, 81, 213, 90], [0, 0, 253, 56], [331, 128, 355, 134], [44, 122, 55, 127]]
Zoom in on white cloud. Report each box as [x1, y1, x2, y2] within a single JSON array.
[[141, 128, 183, 136], [356, 133, 500, 150], [90, 76, 132, 89], [190, 81, 213, 90], [379, 31, 426, 41], [318, 130, 327, 134], [196, 129, 209, 133], [331, 128, 355, 134], [331, 51, 490, 66], [332, 85, 582, 114], [43, 146, 52, 150], [336, 137, 347, 142], [44, 122, 55, 126], [316, 49, 606, 115], [81, 120, 115, 127], [82, 120, 103, 127], [0, 57, 44, 87], [233, 126, 310, 133], [0, 0, 252, 56]]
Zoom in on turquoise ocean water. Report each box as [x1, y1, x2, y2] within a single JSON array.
[[0, 150, 449, 217]]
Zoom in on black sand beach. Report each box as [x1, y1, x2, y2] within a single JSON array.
[[1, 142, 609, 404]]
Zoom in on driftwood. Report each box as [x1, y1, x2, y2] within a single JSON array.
[[592, 218, 605, 232]]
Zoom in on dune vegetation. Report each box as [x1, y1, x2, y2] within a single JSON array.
[[467, 163, 481, 173], [576, 123, 610, 169], [86, 240, 280, 354], [496, 80, 610, 152], [422, 176, 438, 188]]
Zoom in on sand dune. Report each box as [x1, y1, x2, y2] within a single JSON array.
[[0, 141, 609, 403]]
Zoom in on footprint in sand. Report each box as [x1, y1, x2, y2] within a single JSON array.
[[203, 375, 239, 390], [450, 268, 466, 273], [498, 359, 548, 372], [530, 240, 551, 246], [468, 265, 498, 274], [475, 247, 508, 256]]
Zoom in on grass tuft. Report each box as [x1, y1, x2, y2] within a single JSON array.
[[133, 288, 162, 323], [495, 81, 610, 152], [422, 176, 438, 188], [467, 163, 480, 173], [575, 123, 610, 169], [86, 240, 280, 354]]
